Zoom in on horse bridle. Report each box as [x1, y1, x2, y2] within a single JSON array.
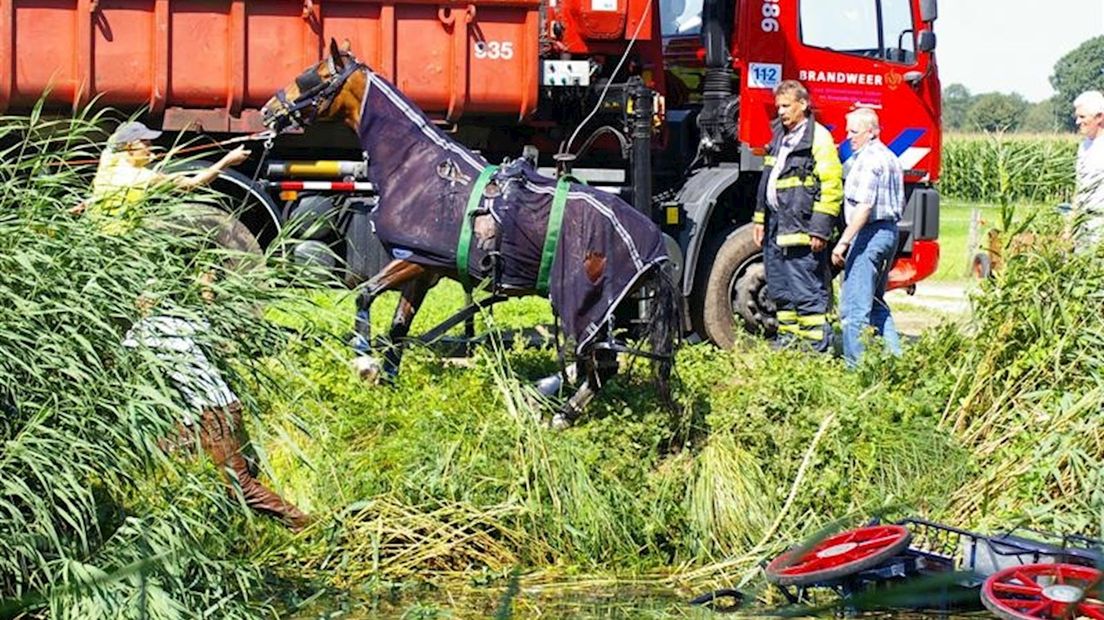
[[268, 53, 364, 133]]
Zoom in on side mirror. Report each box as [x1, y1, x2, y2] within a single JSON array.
[[920, 0, 937, 22], [917, 30, 936, 52]]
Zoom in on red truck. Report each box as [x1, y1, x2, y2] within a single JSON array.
[[0, 0, 941, 347]]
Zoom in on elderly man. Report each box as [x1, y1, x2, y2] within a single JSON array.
[[753, 80, 843, 351], [832, 108, 903, 368], [1073, 91, 1104, 245], [82, 121, 249, 234]]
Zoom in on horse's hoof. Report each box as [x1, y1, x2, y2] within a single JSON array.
[[535, 373, 562, 397], [353, 355, 383, 383], [549, 412, 573, 431]]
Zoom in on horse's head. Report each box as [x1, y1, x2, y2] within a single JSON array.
[[261, 38, 363, 134]]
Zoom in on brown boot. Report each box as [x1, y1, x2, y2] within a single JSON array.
[[199, 403, 312, 530]]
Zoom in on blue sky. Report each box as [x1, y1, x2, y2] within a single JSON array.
[[937, 0, 1104, 102]]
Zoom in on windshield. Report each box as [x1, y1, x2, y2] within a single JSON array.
[[799, 0, 917, 64], [660, 0, 704, 36]]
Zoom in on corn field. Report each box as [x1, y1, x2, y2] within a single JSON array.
[[940, 132, 1079, 204]]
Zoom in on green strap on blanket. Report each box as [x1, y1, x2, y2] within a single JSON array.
[[536, 174, 582, 296], [456, 165, 498, 290]]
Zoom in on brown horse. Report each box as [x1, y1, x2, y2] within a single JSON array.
[[261, 40, 679, 426]]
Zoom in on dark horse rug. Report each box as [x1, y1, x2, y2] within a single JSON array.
[[359, 70, 670, 353]]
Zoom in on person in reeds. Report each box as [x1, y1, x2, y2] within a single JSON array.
[[74, 121, 249, 233], [833, 108, 903, 368], [87, 121, 310, 530], [124, 277, 311, 531], [1073, 91, 1104, 245]]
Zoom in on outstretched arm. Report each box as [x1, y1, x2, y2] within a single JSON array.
[[163, 146, 251, 190]]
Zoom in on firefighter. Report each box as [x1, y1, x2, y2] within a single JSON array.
[[753, 80, 843, 352]]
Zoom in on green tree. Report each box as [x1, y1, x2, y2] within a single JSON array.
[[965, 92, 1029, 132], [942, 83, 973, 131], [1021, 97, 1064, 133], [1050, 36, 1104, 130]]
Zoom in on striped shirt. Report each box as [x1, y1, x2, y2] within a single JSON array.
[[843, 139, 904, 225], [123, 316, 238, 416]]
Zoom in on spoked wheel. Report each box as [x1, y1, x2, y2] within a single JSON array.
[[765, 524, 912, 586], [981, 563, 1104, 620]]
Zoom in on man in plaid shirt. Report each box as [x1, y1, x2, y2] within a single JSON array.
[[832, 108, 903, 367]]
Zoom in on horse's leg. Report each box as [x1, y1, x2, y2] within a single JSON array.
[[352, 260, 427, 381], [379, 274, 434, 379], [549, 349, 619, 430]]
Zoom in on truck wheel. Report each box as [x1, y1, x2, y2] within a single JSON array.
[[163, 204, 263, 271], [693, 224, 776, 349]]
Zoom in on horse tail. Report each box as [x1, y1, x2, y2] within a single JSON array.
[[645, 265, 682, 405]]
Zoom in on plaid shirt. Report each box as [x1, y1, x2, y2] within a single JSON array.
[[843, 139, 904, 225]]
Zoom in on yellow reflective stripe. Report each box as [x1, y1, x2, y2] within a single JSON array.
[[796, 327, 826, 340], [764, 155, 777, 167], [752, 211, 765, 224], [774, 176, 818, 191], [812, 124, 844, 209], [777, 323, 798, 334], [776, 310, 798, 322], [797, 314, 827, 326], [813, 200, 841, 216], [776, 233, 811, 246]]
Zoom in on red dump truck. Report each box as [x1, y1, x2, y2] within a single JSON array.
[[0, 0, 942, 347]]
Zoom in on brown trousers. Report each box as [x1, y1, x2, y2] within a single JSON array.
[[196, 402, 310, 530]]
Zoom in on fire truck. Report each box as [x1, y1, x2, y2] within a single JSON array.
[[0, 0, 941, 347]]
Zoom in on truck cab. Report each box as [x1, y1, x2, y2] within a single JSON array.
[[659, 0, 941, 346]]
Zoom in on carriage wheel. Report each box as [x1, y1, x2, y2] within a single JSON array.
[[765, 524, 911, 586], [981, 563, 1104, 620]]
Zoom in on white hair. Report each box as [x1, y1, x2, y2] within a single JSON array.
[[1074, 90, 1104, 115], [846, 108, 881, 132]]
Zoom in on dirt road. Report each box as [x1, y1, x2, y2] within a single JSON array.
[[885, 281, 973, 335]]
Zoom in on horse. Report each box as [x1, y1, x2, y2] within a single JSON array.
[[260, 39, 680, 427]]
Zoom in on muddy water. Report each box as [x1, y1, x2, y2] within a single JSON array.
[[289, 586, 995, 619]]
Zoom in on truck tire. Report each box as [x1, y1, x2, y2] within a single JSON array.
[[692, 224, 776, 349], [161, 204, 263, 271]]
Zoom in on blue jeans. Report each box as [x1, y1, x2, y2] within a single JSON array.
[[841, 220, 901, 367]]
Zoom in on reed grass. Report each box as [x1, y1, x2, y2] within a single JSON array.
[[0, 109, 327, 617]]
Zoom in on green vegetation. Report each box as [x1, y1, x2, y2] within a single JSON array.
[[940, 132, 1078, 204], [0, 110, 323, 618], [5, 112, 1104, 618]]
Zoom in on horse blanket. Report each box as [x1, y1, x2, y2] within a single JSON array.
[[358, 71, 669, 352]]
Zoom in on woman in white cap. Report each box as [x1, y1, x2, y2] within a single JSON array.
[[83, 121, 250, 234]]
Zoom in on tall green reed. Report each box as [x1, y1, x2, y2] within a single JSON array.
[[0, 109, 326, 618]]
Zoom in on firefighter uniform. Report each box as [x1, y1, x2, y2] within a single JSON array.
[[754, 114, 843, 351]]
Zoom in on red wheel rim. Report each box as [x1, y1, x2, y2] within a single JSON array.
[[982, 563, 1104, 620], [766, 524, 910, 583]]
